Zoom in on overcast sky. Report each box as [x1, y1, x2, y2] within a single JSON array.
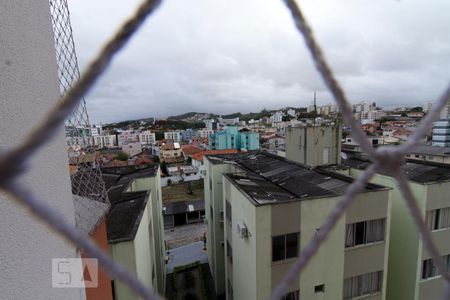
[[68, 0, 450, 123]]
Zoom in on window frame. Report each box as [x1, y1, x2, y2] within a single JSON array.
[[272, 232, 299, 262], [345, 218, 386, 248]]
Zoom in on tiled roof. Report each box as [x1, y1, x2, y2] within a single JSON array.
[[181, 145, 203, 155], [191, 149, 239, 162]]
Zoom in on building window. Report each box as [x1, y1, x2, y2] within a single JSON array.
[[343, 271, 383, 299], [422, 255, 450, 279], [426, 208, 450, 231], [272, 233, 299, 262], [227, 241, 233, 263], [314, 284, 325, 293], [282, 290, 299, 300], [345, 219, 385, 248], [226, 200, 232, 224], [210, 205, 213, 221]]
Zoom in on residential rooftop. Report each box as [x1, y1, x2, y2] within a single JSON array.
[[106, 191, 148, 243], [408, 144, 450, 157], [102, 164, 158, 243], [342, 151, 450, 184], [163, 199, 204, 215], [208, 152, 385, 206]]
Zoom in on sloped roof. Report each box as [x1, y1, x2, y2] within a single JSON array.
[[191, 149, 239, 162], [209, 152, 384, 206], [101, 164, 159, 243], [181, 144, 203, 155]]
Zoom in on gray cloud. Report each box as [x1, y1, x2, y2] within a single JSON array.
[[68, 0, 450, 123]]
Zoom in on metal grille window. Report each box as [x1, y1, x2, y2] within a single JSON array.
[[272, 233, 299, 262], [343, 271, 383, 299], [426, 208, 450, 231], [345, 219, 385, 248]]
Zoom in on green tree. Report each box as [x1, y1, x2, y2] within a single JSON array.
[[160, 161, 169, 176], [155, 131, 164, 140], [115, 151, 129, 161]]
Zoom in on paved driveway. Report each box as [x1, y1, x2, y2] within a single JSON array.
[[166, 241, 208, 274]]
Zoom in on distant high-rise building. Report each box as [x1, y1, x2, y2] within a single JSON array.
[[432, 119, 450, 147]]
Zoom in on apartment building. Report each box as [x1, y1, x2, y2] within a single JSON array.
[[406, 144, 450, 165], [164, 131, 182, 142], [344, 155, 450, 300], [205, 152, 391, 300], [432, 119, 450, 147], [95, 134, 117, 148], [208, 126, 260, 151], [102, 165, 166, 298], [139, 131, 156, 145]]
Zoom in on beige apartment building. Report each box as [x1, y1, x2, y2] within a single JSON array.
[[103, 165, 166, 298], [205, 152, 391, 300], [343, 154, 450, 300]]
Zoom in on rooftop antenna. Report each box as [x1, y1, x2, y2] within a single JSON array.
[[313, 91, 317, 126]]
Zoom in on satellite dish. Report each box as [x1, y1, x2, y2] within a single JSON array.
[[340, 152, 348, 160]]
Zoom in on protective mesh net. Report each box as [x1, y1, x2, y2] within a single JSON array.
[[49, 0, 108, 205]]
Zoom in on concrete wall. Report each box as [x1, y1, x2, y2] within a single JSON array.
[[110, 241, 136, 299], [126, 172, 166, 294], [0, 1, 83, 299], [204, 158, 233, 295], [351, 169, 422, 300], [82, 221, 113, 300], [298, 196, 346, 300], [110, 197, 161, 300], [134, 203, 155, 296], [223, 174, 390, 300], [286, 125, 341, 167]]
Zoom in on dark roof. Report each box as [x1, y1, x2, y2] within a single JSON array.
[[102, 164, 159, 243], [408, 144, 450, 157], [206, 151, 257, 165], [163, 199, 205, 215], [342, 151, 450, 184], [102, 164, 158, 177], [106, 191, 148, 243], [210, 152, 385, 206], [403, 161, 450, 183]]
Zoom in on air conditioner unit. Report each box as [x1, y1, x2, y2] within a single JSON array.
[[236, 222, 248, 238]]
